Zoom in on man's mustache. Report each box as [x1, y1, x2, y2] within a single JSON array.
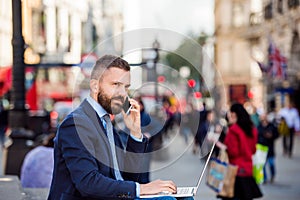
[[111, 96, 124, 103]]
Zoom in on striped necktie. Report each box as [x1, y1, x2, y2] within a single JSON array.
[[103, 114, 124, 181]]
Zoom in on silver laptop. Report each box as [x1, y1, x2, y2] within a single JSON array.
[[140, 140, 216, 198]]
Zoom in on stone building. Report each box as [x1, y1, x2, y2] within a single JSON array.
[[0, 0, 124, 109], [0, 0, 12, 67], [214, 0, 300, 112]]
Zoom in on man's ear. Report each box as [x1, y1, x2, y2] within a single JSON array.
[[90, 79, 98, 93]]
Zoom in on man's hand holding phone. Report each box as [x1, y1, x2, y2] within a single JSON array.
[[122, 96, 132, 115], [122, 97, 142, 139]]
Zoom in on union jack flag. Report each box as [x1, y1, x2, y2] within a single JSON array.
[[267, 41, 288, 80]]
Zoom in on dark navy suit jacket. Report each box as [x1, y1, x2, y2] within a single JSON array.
[[48, 99, 148, 200]]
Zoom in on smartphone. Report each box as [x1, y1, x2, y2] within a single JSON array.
[[122, 97, 132, 115]]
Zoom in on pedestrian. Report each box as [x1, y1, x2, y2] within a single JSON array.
[[48, 55, 193, 200], [20, 133, 55, 188], [0, 100, 9, 175], [221, 103, 263, 200], [278, 100, 300, 158], [161, 97, 175, 137], [195, 110, 214, 160], [0, 100, 8, 147], [257, 113, 279, 183], [180, 103, 198, 145], [250, 106, 260, 128], [192, 103, 207, 154]]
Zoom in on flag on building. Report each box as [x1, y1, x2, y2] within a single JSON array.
[[267, 41, 288, 80], [257, 61, 269, 73]]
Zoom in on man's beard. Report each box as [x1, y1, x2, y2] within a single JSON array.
[[97, 87, 124, 115]]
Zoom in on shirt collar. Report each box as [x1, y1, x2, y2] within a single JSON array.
[[86, 95, 107, 119]]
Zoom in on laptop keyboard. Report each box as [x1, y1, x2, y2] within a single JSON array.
[[177, 187, 193, 195]]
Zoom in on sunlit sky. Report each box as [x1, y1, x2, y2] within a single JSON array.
[[123, 0, 214, 36], [121, 0, 215, 89]]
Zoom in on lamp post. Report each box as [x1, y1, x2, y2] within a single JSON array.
[[5, 0, 33, 177], [141, 39, 161, 115], [10, 0, 27, 128], [152, 39, 160, 106]]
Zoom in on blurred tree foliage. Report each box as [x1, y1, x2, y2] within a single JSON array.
[[162, 32, 208, 80]]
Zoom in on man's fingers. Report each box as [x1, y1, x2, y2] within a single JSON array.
[[141, 179, 177, 195], [159, 180, 177, 193], [128, 99, 140, 110]]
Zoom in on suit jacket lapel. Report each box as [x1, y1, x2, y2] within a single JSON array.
[[81, 99, 106, 134], [80, 99, 126, 174]]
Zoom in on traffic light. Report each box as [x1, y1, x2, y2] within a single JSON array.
[[248, 90, 254, 99], [194, 91, 202, 99], [157, 75, 165, 83], [187, 79, 196, 88]]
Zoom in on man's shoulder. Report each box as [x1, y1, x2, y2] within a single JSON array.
[[57, 100, 102, 137], [63, 100, 92, 121]]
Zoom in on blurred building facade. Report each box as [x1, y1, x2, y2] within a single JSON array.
[[0, 1, 13, 67], [0, 0, 124, 110], [214, 0, 300, 112]]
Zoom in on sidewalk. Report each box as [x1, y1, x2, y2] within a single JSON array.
[[259, 135, 300, 200], [0, 129, 299, 199], [150, 130, 300, 200]]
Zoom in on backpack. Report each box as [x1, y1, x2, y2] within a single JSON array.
[[278, 118, 290, 136]]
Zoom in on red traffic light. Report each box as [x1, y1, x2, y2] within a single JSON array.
[[248, 90, 254, 99], [157, 75, 165, 83], [187, 79, 196, 88], [194, 92, 202, 98]]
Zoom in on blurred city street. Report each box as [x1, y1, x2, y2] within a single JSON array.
[[150, 130, 300, 200], [1, 129, 300, 199], [0, 0, 300, 200]]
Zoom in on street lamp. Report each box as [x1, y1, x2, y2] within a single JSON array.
[[5, 0, 32, 177], [140, 39, 160, 116], [10, 0, 27, 128], [152, 39, 160, 105]]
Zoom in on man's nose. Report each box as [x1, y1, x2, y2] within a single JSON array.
[[117, 86, 127, 97]]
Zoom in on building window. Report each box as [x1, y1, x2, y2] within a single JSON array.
[[277, 0, 283, 13], [92, 24, 98, 49], [250, 12, 263, 25], [250, 0, 263, 25], [56, 7, 59, 50], [264, 3, 273, 20], [232, 2, 245, 27], [288, 0, 300, 8], [290, 32, 300, 72], [31, 10, 46, 54], [67, 15, 71, 52], [229, 84, 248, 104]]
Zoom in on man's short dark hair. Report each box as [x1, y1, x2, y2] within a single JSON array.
[[90, 55, 130, 80]]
